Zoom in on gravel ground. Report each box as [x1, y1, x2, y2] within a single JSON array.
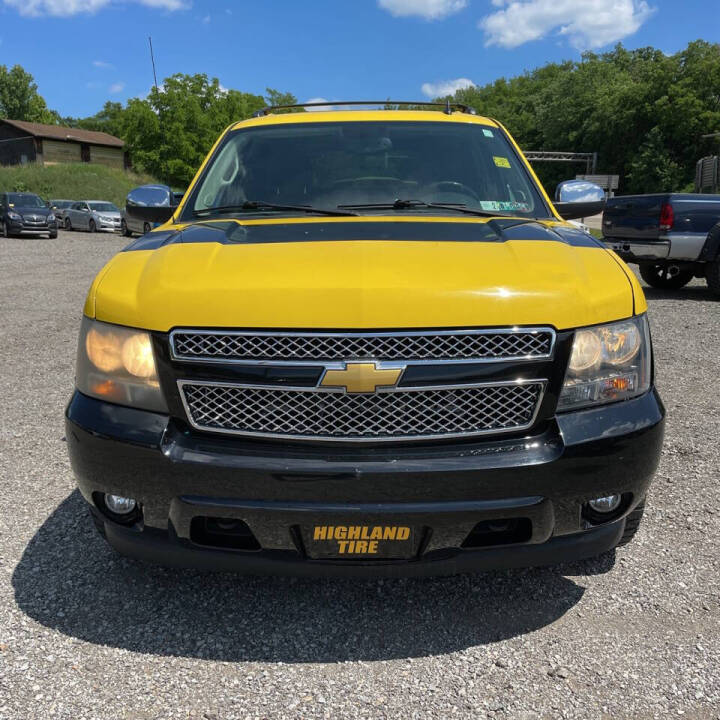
[[1, 230, 719, 720]]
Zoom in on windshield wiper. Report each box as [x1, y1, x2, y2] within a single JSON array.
[[193, 200, 357, 218], [337, 199, 516, 218]]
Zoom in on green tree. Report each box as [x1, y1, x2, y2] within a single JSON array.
[[120, 75, 291, 186], [0, 65, 58, 123], [448, 40, 720, 194], [626, 127, 684, 193]]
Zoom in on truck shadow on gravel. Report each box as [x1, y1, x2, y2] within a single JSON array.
[[12, 491, 614, 663], [642, 285, 718, 302]]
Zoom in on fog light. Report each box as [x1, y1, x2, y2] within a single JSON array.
[[588, 494, 622, 514], [104, 494, 137, 515]]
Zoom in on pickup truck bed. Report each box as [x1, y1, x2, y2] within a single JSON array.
[[602, 193, 720, 293]]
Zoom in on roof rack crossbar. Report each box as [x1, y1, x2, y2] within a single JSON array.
[[252, 100, 477, 117]]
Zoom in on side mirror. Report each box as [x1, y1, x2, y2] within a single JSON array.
[[554, 180, 605, 220], [125, 184, 179, 225]]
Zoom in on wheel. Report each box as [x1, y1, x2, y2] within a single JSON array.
[[49, 230, 58, 239], [88, 219, 96, 233], [617, 500, 645, 547], [143, 222, 151, 235], [639, 263, 694, 290], [64, 217, 72, 230], [2, 221, 9, 238], [707, 257, 720, 296], [121, 219, 132, 237]]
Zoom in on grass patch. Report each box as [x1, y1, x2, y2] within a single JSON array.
[[588, 228, 603, 239], [0, 163, 158, 207]]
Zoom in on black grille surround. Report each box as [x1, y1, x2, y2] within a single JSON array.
[[170, 328, 555, 364]]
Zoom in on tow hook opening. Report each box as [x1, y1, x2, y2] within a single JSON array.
[[461, 518, 532, 548], [190, 516, 261, 551]]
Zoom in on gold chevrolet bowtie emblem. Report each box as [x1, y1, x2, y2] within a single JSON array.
[[320, 362, 403, 394]]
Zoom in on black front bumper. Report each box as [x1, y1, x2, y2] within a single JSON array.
[[8, 218, 57, 234], [66, 389, 664, 577]]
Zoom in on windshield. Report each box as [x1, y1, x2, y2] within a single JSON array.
[[184, 121, 549, 219], [51, 200, 73, 208], [88, 202, 119, 212], [8, 193, 44, 208]]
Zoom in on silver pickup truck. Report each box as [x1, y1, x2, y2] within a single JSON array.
[[603, 193, 720, 294]]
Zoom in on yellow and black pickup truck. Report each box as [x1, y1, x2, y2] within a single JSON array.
[[65, 102, 664, 577]]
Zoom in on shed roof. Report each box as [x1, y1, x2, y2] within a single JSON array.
[[0, 119, 124, 148]]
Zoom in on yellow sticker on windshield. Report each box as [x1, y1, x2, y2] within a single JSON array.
[[493, 156, 511, 169]]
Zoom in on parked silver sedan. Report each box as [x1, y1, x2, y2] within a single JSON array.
[[63, 200, 122, 233]]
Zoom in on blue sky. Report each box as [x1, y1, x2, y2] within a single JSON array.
[[1, 0, 717, 119]]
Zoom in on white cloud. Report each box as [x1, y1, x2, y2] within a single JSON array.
[[305, 97, 329, 111], [479, 0, 655, 50], [2, 0, 187, 18], [93, 59, 113, 69], [108, 81, 125, 93], [421, 77, 474, 98], [201, 13, 209, 23], [378, 0, 467, 20]]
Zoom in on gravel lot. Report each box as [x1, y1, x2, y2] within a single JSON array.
[[1, 230, 719, 719]]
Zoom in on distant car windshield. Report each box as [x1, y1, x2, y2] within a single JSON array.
[[52, 200, 73, 208], [9, 193, 44, 208], [88, 202, 119, 212], [184, 121, 549, 219]]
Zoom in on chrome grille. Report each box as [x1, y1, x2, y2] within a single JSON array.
[[171, 328, 554, 364], [178, 381, 545, 442]]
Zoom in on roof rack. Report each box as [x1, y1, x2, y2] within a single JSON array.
[[252, 100, 477, 117]]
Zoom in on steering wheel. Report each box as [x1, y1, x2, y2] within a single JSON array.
[[423, 181, 480, 201]]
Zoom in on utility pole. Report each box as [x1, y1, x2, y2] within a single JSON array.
[[149, 36, 159, 95]]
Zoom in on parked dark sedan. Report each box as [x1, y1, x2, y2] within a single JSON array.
[[49, 199, 74, 226], [0, 192, 58, 238]]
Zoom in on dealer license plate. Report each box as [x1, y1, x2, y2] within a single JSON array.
[[306, 523, 415, 559]]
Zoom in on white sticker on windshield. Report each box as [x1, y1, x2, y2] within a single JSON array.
[[482, 128, 494, 138], [480, 200, 531, 213]]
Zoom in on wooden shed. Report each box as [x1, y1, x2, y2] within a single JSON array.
[[0, 119, 126, 169]]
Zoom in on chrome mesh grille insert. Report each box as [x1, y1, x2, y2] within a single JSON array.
[[179, 381, 544, 441], [171, 329, 554, 363]]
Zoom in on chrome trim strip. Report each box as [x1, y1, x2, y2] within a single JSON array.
[[604, 240, 670, 260], [169, 327, 557, 367], [176, 378, 547, 443]]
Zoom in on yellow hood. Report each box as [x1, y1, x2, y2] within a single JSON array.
[[85, 220, 641, 331]]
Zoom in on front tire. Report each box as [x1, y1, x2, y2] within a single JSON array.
[[88, 219, 96, 233], [639, 263, 694, 290], [706, 257, 720, 297], [64, 217, 72, 231], [617, 500, 645, 547], [49, 230, 58, 239], [121, 219, 132, 237], [143, 222, 151, 235]]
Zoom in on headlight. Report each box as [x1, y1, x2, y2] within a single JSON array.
[[99, 215, 112, 222], [8, 211, 21, 221], [76, 317, 167, 412], [47, 213, 56, 222], [558, 314, 652, 411]]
